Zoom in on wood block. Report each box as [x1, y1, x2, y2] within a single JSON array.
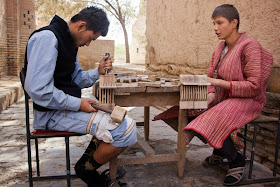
[[137, 75, 148, 79], [100, 74, 116, 88], [163, 78, 172, 82], [180, 101, 194, 109], [193, 101, 208, 109], [180, 75, 194, 84], [131, 77, 139, 82], [139, 78, 153, 82], [111, 106, 127, 123], [148, 75, 157, 81], [123, 79, 132, 83], [137, 134, 155, 157], [148, 75, 161, 82], [180, 75, 210, 85], [137, 82, 161, 87], [119, 76, 139, 83], [171, 80, 180, 85]]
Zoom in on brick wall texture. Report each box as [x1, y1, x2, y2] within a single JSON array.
[[0, 0, 35, 78]]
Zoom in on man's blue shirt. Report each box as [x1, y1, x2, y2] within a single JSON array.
[[25, 30, 99, 129]]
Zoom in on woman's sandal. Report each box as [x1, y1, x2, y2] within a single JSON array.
[[223, 166, 245, 186], [202, 154, 226, 167]]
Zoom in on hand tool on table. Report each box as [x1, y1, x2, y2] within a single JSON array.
[[104, 52, 110, 74]]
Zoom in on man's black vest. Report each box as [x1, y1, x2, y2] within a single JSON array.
[[24, 15, 81, 111]]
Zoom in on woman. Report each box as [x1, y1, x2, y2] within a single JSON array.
[[182, 4, 273, 186]]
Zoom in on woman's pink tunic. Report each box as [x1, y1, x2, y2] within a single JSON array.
[[183, 33, 273, 149]]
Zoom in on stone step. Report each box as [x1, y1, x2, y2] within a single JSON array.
[[0, 76, 24, 113]]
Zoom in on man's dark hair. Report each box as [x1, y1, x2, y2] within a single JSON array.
[[70, 6, 110, 36], [212, 4, 240, 30]]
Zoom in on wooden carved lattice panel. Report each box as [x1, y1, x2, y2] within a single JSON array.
[[179, 75, 210, 109], [99, 74, 116, 109]]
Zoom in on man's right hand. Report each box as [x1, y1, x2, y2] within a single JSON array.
[[98, 55, 113, 75], [80, 98, 98, 113]]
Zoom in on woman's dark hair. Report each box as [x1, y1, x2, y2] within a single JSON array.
[[70, 6, 110, 36], [212, 4, 240, 30]]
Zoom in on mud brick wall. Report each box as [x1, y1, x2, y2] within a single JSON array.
[[146, 0, 280, 76], [78, 40, 115, 71], [0, 0, 35, 78]]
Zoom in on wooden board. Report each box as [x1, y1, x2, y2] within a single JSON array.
[[115, 92, 180, 107], [137, 82, 161, 87]]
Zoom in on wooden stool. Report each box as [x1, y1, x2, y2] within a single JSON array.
[[237, 68, 280, 185]]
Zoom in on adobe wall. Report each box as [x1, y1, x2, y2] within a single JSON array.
[[146, 0, 280, 77], [130, 0, 146, 64], [78, 40, 115, 71], [131, 15, 146, 64], [0, 0, 35, 78]]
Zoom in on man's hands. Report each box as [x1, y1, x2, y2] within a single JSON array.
[[98, 55, 113, 75], [80, 98, 98, 113]]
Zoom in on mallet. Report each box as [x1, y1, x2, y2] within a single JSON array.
[[91, 104, 127, 123]]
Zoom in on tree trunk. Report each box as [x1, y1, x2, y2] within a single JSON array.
[[120, 20, 130, 63]]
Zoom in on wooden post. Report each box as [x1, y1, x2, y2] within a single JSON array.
[[144, 106, 150, 140], [109, 158, 119, 179], [177, 108, 187, 178], [177, 74, 210, 178]]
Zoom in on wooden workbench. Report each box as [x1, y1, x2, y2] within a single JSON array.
[[99, 81, 188, 179]]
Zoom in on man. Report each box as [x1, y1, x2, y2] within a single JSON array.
[[24, 6, 137, 186]]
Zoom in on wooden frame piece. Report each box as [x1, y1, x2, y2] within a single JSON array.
[[179, 75, 210, 109]]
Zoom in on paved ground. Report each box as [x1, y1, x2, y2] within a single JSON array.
[[0, 63, 280, 187]]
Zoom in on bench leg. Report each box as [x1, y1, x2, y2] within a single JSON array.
[[177, 109, 187, 178], [109, 158, 119, 180], [144, 106, 150, 140]]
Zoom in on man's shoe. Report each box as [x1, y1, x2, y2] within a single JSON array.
[[75, 165, 110, 186]]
